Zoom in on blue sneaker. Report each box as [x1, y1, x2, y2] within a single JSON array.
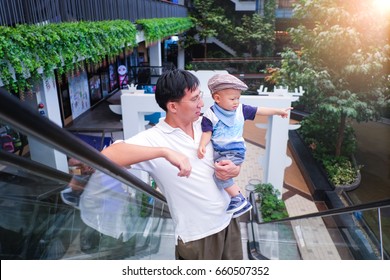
[[232, 202, 253, 218], [60, 188, 81, 209], [226, 193, 248, 214]]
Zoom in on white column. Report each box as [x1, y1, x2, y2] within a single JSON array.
[[177, 43, 185, 70], [148, 40, 162, 84], [121, 93, 161, 183], [29, 75, 68, 173]]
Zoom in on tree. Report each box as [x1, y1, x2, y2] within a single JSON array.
[[188, 0, 278, 58], [191, 0, 231, 58], [234, 13, 274, 57], [275, 0, 390, 157]]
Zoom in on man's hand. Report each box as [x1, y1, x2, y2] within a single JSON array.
[[214, 160, 240, 180], [163, 148, 192, 177]]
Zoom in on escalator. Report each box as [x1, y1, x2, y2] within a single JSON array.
[[0, 89, 174, 260], [246, 190, 390, 260]]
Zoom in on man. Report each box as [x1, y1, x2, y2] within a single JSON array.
[[101, 69, 243, 259]]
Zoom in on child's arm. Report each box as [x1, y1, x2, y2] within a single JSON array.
[[256, 107, 293, 118], [198, 131, 212, 159]]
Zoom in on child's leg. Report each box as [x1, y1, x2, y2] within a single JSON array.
[[224, 184, 241, 197]]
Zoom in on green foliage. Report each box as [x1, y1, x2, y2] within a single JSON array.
[[191, 0, 232, 58], [299, 111, 357, 157], [254, 183, 288, 222], [298, 111, 360, 186], [189, 0, 277, 57], [0, 20, 137, 92], [262, 0, 276, 56], [320, 155, 359, 186], [0, 17, 195, 92], [234, 13, 274, 57], [274, 0, 390, 157], [136, 17, 194, 45]]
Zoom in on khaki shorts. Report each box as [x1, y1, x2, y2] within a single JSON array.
[[175, 218, 243, 260]]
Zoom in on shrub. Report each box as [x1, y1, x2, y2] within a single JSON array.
[[254, 183, 288, 222], [320, 155, 360, 186]]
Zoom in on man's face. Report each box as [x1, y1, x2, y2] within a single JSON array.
[[175, 88, 204, 123]]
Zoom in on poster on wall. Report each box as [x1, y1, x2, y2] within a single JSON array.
[[109, 62, 118, 91], [118, 64, 129, 89], [89, 74, 102, 105], [69, 70, 90, 119]]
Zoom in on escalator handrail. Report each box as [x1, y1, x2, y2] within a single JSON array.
[[0, 88, 167, 203], [253, 194, 390, 225], [0, 149, 72, 183]]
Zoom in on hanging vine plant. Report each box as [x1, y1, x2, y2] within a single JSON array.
[[136, 17, 194, 45], [0, 20, 137, 92]]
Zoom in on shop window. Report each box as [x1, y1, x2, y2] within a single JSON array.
[[88, 74, 102, 106], [97, 57, 113, 97], [109, 59, 119, 92], [55, 70, 72, 125], [127, 49, 139, 85], [100, 60, 110, 98], [88, 62, 106, 106], [164, 36, 178, 68]]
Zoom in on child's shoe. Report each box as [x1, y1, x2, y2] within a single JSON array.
[[226, 193, 248, 214], [232, 202, 253, 218]]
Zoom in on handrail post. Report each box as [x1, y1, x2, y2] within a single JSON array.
[[378, 207, 384, 260]]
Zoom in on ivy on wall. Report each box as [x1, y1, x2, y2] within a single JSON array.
[[0, 20, 137, 92], [136, 17, 194, 45], [0, 17, 194, 92]]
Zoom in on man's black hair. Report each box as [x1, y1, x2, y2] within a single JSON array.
[[155, 69, 200, 111]]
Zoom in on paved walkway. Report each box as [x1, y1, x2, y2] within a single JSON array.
[[237, 115, 342, 260]]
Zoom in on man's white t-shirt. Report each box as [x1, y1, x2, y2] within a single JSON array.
[[125, 117, 232, 244]]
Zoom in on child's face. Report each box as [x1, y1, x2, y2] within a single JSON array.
[[213, 89, 241, 111]]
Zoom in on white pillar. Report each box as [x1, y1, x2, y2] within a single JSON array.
[[29, 75, 69, 173], [177, 43, 185, 70], [121, 93, 160, 183], [148, 40, 162, 84]]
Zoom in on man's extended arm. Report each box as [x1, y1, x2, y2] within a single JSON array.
[[101, 142, 192, 177]]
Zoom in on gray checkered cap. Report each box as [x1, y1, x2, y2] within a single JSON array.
[[208, 73, 248, 94]]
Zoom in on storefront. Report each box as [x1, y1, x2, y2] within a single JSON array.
[[56, 47, 144, 127]]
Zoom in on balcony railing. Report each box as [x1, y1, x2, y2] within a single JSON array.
[[0, 0, 188, 26]]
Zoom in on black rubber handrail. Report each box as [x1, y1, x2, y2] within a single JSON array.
[[254, 194, 390, 225], [0, 88, 167, 203], [247, 191, 390, 260], [0, 149, 72, 183]]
